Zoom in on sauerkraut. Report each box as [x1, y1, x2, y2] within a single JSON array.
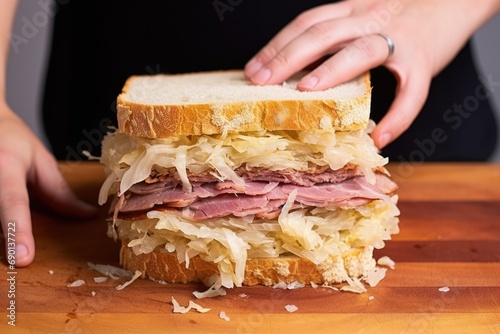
[[99, 121, 399, 292], [113, 196, 400, 290]]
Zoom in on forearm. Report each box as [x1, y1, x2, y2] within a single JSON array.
[[410, 0, 500, 74], [423, 0, 500, 37], [0, 0, 19, 104]]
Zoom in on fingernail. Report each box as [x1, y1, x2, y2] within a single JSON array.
[[379, 133, 392, 148], [299, 76, 319, 90], [16, 244, 29, 261], [252, 68, 271, 85], [245, 59, 262, 77]]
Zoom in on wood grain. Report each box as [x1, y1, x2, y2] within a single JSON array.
[[0, 162, 499, 333]]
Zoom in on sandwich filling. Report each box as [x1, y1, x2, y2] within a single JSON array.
[[99, 121, 400, 291]]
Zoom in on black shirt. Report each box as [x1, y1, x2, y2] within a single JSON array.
[[42, 0, 498, 162]]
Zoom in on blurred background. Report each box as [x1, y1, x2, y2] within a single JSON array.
[[6, 1, 500, 162]]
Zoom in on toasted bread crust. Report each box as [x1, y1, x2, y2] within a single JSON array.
[[120, 242, 335, 286], [116, 70, 371, 138]]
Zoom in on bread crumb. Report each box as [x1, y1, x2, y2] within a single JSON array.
[[377, 256, 396, 270], [438, 286, 450, 292], [93, 277, 108, 283], [219, 311, 230, 321], [368, 295, 375, 300], [284, 304, 298, 313], [273, 282, 287, 289], [272, 281, 305, 290], [91, 291, 97, 297], [287, 281, 305, 289], [48, 270, 54, 275], [67, 279, 86, 287], [365, 267, 387, 287]]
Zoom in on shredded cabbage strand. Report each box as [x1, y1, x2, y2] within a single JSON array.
[[116, 197, 399, 289]]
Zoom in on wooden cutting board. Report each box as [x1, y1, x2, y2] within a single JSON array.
[[1, 162, 499, 333]]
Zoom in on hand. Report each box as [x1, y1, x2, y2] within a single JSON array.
[[244, 0, 500, 148], [0, 102, 97, 267]]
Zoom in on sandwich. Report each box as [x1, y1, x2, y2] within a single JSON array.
[[98, 70, 400, 294]]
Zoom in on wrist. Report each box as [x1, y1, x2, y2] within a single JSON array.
[[462, 0, 500, 34], [0, 98, 13, 117]]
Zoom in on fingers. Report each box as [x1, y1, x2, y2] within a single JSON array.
[[0, 153, 35, 267], [0, 144, 97, 267], [245, 2, 353, 79], [248, 17, 375, 86], [31, 148, 97, 219], [371, 71, 431, 149], [297, 33, 394, 91], [244, 1, 442, 152]]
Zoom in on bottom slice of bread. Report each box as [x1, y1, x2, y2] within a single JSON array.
[[120, 241, 340, 287]]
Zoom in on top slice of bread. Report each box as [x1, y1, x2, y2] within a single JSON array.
[[116, 70, 371, 138]]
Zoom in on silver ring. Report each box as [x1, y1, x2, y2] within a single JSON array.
[[376, 33, 395, 60]]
